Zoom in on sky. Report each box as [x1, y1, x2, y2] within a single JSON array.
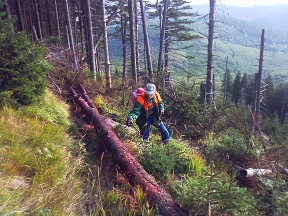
[[190, 0, 288, 6]]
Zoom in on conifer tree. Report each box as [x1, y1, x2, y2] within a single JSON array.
[[0, 7, 50, 106], [231, 71, 241, 103]]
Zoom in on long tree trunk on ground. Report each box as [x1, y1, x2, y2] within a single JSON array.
[[64, 0, 78, 71], [128, 0, 138, 86], [205, 0, 215, 104], [140, 0, 153, 82], [53, 0, 61, 38], [85, 0, 96, 81], [69, 84, 189, 216], [101, 0, 112, 90], [157, 0, 168, 75], [254, 29, 265, 130]]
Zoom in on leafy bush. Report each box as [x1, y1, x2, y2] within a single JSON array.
[[139, 143, 174, 181], [203, 130, 248, 163], [167, 140, 205, 176], [262, 114, 288, 145], [171, 173, 259, 215], [0, 13, 50, 107], [256, 175, 288, 215], [163, 81, 216, 139]]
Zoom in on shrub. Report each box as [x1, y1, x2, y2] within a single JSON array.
[[0, 11, 50, 107], [139, 143, 174, 181], [171, 173, 259, 215], [203, 130, 248, 163]]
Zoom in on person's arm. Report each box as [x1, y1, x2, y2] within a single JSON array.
[[155, 92, 164, 113], [127, 101, 143, 121]]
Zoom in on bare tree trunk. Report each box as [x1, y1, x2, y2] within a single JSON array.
[[85, 0, 96, 81], [93, 0, 125, 52], [121, 13, 128, 86], [164, 15, 169, 86], [3, 0, 13, 30], [205, 0, 215, 104], [32, 25, 39, 41], [53, 0, 61, 38], [128, 0, 138, 86], [157, 0, 168, 75], [223, 56, 229, 106], [134, 0, 140, 82], [34, 0, 42, 40], [64, 0, 78, 70], [16, 0, 24, 31], [3, 0, 11, 19], [254, 29, 265, 129], [45, 0, 52, 36], [140, 0, 153, 81], [69, 84, 189, 216], [101, 0, 112, 90]]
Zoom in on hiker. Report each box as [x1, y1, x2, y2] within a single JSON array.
[[126, 83, 170, 143]]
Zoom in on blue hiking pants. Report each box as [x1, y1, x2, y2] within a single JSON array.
[[142, 115, 170, 143]]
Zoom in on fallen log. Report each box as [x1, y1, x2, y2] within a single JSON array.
[[239, 168, 273, 178], [233, 164, 288, 177], [279, 165, 288, 176], [70, 85, 189, 216]]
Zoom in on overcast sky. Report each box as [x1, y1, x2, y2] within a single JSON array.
[[190, 0, 288, 6]]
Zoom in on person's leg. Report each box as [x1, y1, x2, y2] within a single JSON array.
[[157, 122, 170, 143], [142, 115, 153, 141]]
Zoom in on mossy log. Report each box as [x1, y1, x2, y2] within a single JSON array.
[[69, 84, 189, 216]]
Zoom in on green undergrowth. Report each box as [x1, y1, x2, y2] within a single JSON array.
[[0, 90, 85, 215]]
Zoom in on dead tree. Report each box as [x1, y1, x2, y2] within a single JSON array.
[[253, 29, 265, 131], [205, 0, 215, 104], [69, 84, 189, 216]]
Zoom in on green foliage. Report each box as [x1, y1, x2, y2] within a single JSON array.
[[0, 14, 50, 107], [139, 143, 174, 181], [21, 90, 70, 125], [44, 36, 62, 45], [164, 81, 216, 139], [256, 175, 288, 215], [171, 172, 259, 215], [167, 140, 205, 176], [203, 131, 248, 162], [262, 114, 288, 145], [0, 91, 84, 215], [138, 138, 205, 182]]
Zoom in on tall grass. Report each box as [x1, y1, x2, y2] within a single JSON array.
[[0, 91, 85, 215]]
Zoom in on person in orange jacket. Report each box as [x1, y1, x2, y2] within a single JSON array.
[[126, 83, 170, 143]]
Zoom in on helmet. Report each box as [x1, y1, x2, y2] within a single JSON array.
[[144, 83, 156, 95]]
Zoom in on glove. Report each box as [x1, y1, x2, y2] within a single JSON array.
[[126, 119, 133, 127]]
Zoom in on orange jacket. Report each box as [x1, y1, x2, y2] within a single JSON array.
[[127, 91, 164, 128]]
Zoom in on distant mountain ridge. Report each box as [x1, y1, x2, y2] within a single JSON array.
[[192, 4, 288, 33]]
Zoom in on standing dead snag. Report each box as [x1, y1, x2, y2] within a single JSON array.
[[69, 85, 189, 216]]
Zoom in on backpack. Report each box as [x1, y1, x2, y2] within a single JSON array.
[[130, 88, 144, 105]]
